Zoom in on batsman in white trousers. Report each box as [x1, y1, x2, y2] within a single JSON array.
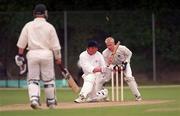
[[15, 3, 62, 109]]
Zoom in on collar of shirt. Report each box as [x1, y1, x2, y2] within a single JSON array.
[[34, 18, 46, 22]]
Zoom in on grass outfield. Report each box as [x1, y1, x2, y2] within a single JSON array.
[[0, 85, 180, 116]]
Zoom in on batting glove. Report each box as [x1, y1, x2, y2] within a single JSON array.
[[15, 54, 27, 75], [15, 54, 25, 66]]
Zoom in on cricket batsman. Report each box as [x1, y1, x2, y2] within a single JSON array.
[[15, 4, 61, 109], [102, 37, 142, 101]]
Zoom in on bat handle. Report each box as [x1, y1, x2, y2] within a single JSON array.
[[58, 64, 70, 79], [59, 64, 66, 73]]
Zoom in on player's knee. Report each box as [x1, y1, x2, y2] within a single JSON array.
[[84, 74, 96, 83], [44, 80, 55, 88], [28, 79, 40, 86]]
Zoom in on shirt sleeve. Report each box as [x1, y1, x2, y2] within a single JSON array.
[[99, 52, 106, 68], [123, 46, 132, 62], [102, 50, 110, 66], [17, 24, 28, 49]]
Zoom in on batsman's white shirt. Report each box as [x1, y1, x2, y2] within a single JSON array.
[[16, 18, 61, 81], [17, 18, 60, 51]]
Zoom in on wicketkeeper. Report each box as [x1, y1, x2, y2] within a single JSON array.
[[15, 4, 61, 109], [102, 37, 142, 101]]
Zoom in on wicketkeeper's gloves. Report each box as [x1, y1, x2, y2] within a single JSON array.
[[121, 61, 127, 70], [15, 54, 27, 75]]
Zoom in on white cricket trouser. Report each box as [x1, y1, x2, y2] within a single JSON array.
[[124, 63, 141, 97], [26, 49, 56, 103], [123, 63, 133, 77], [26, 49, 55, 81], [80, 73, 104, 98]]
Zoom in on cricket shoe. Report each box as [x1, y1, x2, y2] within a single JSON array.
[[46, 99, 57, 109], [102, 96, 110, 102], [74, 94, 86, 103], [48, 104, 56, 109], [30, 100, 41, 109], [97, 96, 110, 102], [135, 96, 142, 101], [86, 96, 110, 103], [86, 97, 97, 103]]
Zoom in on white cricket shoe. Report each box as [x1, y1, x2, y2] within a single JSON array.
[[135, 96, 142, 101], [74, 94, 86, 103], [95, 88, 109, 102], [48, 104, 56, 109], [86, 97, 99, 103], [46, 99, 57, 109], [86, 95, 110, 103], [30, 100, 40, 109], [96, 96, 110, 102], [86, 97, 94, 102]]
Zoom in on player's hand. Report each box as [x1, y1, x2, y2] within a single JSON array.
[[55, 58, 62, 65], [93, 67, 102, 73], [107, 56, 113, 64]]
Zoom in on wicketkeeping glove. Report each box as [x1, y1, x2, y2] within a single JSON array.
[[121, 61, 127, 70]]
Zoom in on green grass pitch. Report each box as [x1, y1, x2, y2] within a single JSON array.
[[0, 85, 180, 116]]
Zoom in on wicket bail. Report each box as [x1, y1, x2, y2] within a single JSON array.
[[111, 65, 124, 102]]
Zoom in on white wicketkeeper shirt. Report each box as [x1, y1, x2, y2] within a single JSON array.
[[102, 45, 132, 65], [17, 18, 61, 51], [79, 50, 106, 75]]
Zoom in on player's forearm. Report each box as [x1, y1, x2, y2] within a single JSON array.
[[126, 51, 132, 63], [53, 49, 61, 59], [82, 65, 94, 73], [18, 48, 25, 55]]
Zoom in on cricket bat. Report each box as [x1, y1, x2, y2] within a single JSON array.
[[59, 64, 80, 93], [108, 41, 120, 65], [112, 41, 120, 58]]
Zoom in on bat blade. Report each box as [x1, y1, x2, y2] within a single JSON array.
[[112, 41, 120, 56], [59, 64, 80, 93], [108, 41, 120, 66], [66, 74, 80, 93]]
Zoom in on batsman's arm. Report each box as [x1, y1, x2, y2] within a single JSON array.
[[17, 47, 25, 55]]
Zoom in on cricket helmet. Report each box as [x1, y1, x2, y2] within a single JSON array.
[[33, 4, 48, 19], [87, 40, 99, 48]]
